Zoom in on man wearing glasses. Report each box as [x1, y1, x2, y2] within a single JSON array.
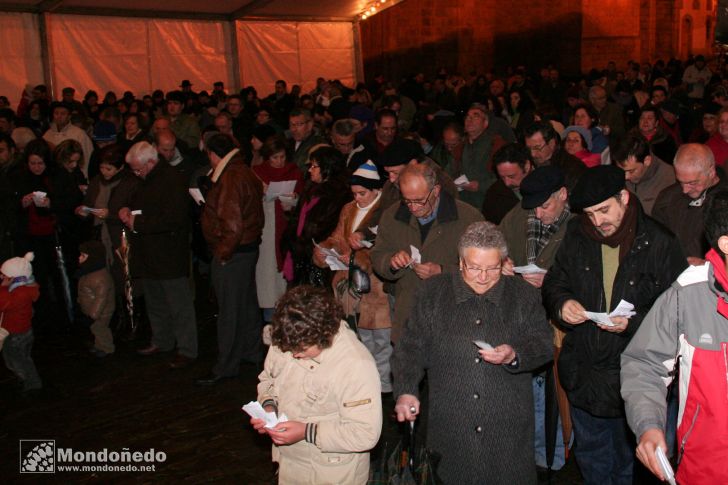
[[543, 165, 686, 485], [653, 143, 727, 265], [524, 121, 585, 191], [392, 221, 553, 484], [371, 163, 483, 344], [119, 141, 199, 369]]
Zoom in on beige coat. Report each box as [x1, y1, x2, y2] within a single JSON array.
[[257, 322, 382, 485], [370, 191, 484, 342], [313, 198, 391, 330]]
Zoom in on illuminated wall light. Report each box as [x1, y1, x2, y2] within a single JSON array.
[[370, 6, 376, 12]]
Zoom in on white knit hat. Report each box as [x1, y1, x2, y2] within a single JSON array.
[[1, 252, 35, 278], [350, 160, 383, 189]]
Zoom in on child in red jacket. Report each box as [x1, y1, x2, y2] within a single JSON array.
[[0, 252, 42, 391]]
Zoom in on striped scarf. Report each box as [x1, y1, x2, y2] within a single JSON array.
[[526, 206, 571, 264]]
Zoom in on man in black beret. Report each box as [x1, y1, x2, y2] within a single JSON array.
[[500, 166, 572, 289], [542, 164, 686, 485], [499, 165, 574, 470]]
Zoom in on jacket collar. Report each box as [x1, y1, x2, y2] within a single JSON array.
[[210, 148, 240, 183], [394, 188, 458, 225], [453, 270, 506, 305]]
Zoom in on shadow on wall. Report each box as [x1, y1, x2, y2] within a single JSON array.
[[362, 13, 583, 81], [363, 31, 460, 82], [493, 13, 582, 76]]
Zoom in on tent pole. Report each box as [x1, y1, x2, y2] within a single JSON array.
[[38, 12, 55, 98], [229, 20, 242, 92], [352, 21, 365, 85]]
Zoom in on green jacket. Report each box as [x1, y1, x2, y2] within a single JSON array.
[[371, 191, 484, 342], [498, 205, 574, 269]]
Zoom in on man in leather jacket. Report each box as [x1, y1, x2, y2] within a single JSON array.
[[542, 165, 686, 485], [198, 134, 264, 385]]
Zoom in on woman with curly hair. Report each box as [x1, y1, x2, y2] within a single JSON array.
[[252, 285, 382, 485]]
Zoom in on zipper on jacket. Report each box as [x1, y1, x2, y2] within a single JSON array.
[[677, 403, 700, 465], [724, 343, 728, 401]]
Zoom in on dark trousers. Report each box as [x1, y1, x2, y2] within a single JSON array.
[[3, 329, 42, 390], [142, 277, 198, 358], [211, 251, 263, 377], [571, 405, 635, 485]]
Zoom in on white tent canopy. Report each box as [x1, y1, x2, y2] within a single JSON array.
[[0, 0, 402, 106]]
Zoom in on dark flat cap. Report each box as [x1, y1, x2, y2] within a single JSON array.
[[570, 165, 625, 211], [379, 138, 423, 167], [521, 166, 566, 210], [660, 98, 680, 116], [166, 90, 185, 103]]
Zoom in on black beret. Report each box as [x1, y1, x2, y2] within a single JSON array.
[[379, 138, 423, 167], [520, 166, 566, 210], [660, 98, 680, 116], [569, 165, 625, 212], [166, 90, 186, 103]]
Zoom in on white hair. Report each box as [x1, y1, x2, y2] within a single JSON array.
[[126, 141, 158, 165]]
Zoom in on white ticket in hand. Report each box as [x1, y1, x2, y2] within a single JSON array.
[[409, 245, 422, 265], [513, 264, 547, 274], [242, 401, 289, 429], [131, 210, 142, 216], [655, 446, 676, 485], [32, 191, 47, 205], [585, 299, 636, 327], [453, 174, 470, 191], [473, 340, 494, 351]]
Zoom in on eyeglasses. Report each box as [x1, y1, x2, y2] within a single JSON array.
[[527, 143, 548, 153], [131, 163, 148, 176], [461, 262, 502, 277], [401, 188, 434, 208], [307, 163, 320, 170]]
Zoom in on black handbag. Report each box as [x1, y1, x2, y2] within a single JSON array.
[[348, 251, 370, 295]]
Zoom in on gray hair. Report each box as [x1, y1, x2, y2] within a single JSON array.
[[332, 118, 356, 136], [458, 221, 509, 259], [674, 143, 715, 174], [399, 163, 438, 190], [126, 141, 158, 165]]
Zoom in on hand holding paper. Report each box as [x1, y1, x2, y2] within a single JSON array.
[[584, 299, 636, 327], [409, 245, 422, 266], [513, 263, 547, 274], [242, 401, 288, 429], [453, 174, 469, 191]]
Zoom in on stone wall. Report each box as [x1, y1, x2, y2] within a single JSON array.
[[360, 0, 714, 80]]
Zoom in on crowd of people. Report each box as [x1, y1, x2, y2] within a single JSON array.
[[1, 53, 728, 483]]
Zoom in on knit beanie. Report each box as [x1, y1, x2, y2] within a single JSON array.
[[79, 240, 107, 274], [1, 252, 34, 278], [562, 125, 593, 151], [351, 160, 383, 190]]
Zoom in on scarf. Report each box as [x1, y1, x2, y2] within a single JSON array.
[[705, 248, 728, 319], [579, 193, 638, 263], [9, 275, 35, 293], [526, 205, 571, 265], [253, 162, 304, 271]]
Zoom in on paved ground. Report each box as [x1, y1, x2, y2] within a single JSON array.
[[0, 287, 661, 484]]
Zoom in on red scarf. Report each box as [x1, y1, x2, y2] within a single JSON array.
[[705, 248, 728, 319], [253, 162, 304, 271]]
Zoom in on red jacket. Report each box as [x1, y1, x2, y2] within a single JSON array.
[[0, 284, 40, 334], [706, 133, 728, 167]]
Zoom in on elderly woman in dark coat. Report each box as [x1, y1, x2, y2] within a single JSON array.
[[282, 145, 351, 287], [392, 221, 553, 485]]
